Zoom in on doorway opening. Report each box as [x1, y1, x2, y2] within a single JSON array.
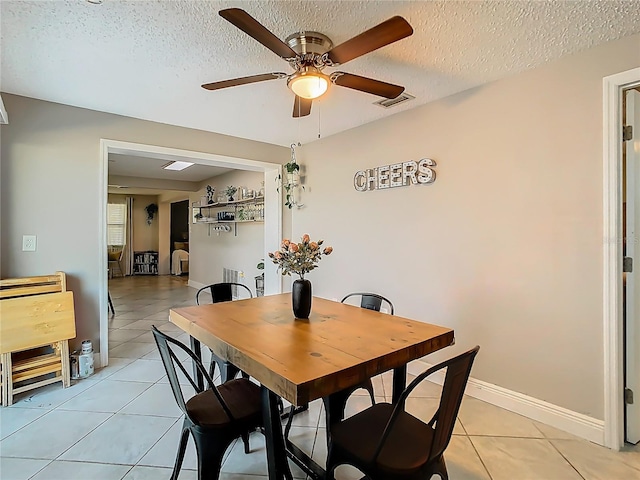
[[170, 200, 190, 276], [99, 139, 283, 368]]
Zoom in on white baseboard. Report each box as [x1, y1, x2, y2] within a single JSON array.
[[188, 280, 206, 290], [407, 359, 605, 446]]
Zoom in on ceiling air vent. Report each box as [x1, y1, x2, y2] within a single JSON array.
[[373, 93, 415, 109]]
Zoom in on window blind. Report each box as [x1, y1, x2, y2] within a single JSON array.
[[107, 203, 127, 246]]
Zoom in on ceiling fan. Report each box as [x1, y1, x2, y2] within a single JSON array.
[[202, 8, 413, 118]]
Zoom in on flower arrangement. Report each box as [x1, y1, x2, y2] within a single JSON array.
[[268, 234, 333, 280]]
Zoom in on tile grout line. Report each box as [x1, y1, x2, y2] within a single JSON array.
[[466, 435, 495, 480], [31, 411, 117, 478], [546, 438, 588, 480]]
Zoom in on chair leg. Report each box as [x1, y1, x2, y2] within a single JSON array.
[[108, 291, 115, 316], [364, 378, 375, 405], [432, 455, 449, 480], [241, 431, 251, 454], [210, 353, 241, 383], [171, 422, 191, 480], [191, 426, 229, 480]]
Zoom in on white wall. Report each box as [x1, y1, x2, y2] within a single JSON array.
[[0, 95, 289, 351], [293, 34, 640, 420], [189, 170, 265, 295]]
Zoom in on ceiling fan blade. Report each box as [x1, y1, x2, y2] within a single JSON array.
[[293, 96, 312, 118], [327, 16, 413, 65], [201, 73, 286, 91], [219, 8, 298, 59], [332, 72, 404, 99]]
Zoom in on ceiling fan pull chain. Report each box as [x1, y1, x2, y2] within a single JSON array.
[[318, 101, 322, 139]]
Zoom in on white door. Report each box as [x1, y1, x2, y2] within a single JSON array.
[[625, 88, 640, 444]]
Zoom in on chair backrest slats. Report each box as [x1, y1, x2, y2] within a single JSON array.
[[372, 346, 479, 464], [341, 292, 395, 315], [152, 326, 237, 423], [196, 282, 253, 305], [429, 352, 477, 460]]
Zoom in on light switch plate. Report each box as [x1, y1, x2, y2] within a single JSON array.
[[22, 235, 37, 251]]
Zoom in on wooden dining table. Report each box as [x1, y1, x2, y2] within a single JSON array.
[[169, 293, 454, 480]]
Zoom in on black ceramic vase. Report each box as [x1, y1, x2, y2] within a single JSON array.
[[292, 279, 312, 319]]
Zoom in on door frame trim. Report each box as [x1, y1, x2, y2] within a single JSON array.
[[603, 67, 640, 450]]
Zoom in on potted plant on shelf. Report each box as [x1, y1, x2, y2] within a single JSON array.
[[225, 185, 237, 202], [145, 203, 158, 225]]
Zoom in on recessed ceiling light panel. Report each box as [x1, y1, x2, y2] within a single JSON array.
[[162, 161, 194, 171]]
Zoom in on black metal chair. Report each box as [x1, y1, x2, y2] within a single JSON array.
[[339, 292, 395, 405], [341, 292, 395, 315], [152, 326, 264, 480], [195, 282, 253, 382], [326, 346, 480, 480]]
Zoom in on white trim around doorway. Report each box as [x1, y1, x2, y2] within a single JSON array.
[[603, 67, 640, 450], [99, 139, 283, 369]]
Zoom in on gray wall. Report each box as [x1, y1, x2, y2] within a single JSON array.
[[292, 34, 640, 419], [0, 95, 288, 351]]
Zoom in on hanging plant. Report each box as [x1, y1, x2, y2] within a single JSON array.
[[276, 143, 305, 209], [145, 203, 158, 225]]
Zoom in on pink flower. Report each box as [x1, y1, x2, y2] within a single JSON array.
[[281, 239, 290, 249], [310, 242, 318, 250], [274, 251, 282, 259], [289, 243, 299, 253], [323, 246, 333, 255], [302, 234, 310, 244]]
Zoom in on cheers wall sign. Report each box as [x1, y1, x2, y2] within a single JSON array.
[[353, 158, 436, 192]]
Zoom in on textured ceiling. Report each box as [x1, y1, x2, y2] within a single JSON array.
[[2, 1, 640, 147]]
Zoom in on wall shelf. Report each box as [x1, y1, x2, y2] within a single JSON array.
[[193, 196, 264, 236]]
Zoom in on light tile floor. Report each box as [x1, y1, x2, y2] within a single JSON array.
[[1, 275, 638, 480]]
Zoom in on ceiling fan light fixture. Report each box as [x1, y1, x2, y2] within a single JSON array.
[[287, 68, 329, 100]]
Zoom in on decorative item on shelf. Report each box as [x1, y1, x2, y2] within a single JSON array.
[[225, 185, 237, 202], [213, 224, 232, 235], [194, 212, 203, 221], [268, 234, 333, 319], [258, 180, 265, 198], [206, 185, 215, 204], [145, 203, 158, 225], [277, 143, 305, 209], [255, 259, 265, 297]]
